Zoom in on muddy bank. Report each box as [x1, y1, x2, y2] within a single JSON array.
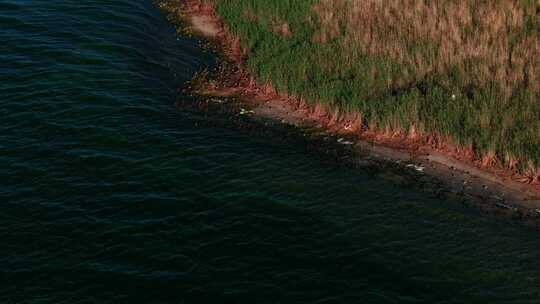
[[160, 0, 540, 227]]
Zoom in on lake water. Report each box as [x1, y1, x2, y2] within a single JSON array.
[[2, 1, 540, 303]]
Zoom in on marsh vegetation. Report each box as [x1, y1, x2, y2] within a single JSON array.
[[189, 0, 540, 179]]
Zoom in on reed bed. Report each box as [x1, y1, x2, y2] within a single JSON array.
[[199, 0, 539, 177]]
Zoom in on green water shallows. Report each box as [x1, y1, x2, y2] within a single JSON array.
[[1, 1, 540, 303]]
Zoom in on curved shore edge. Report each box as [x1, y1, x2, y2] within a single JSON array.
[[159, 0, 540, 226]]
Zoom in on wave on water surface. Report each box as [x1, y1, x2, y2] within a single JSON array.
[[2, 1, 540, 303]]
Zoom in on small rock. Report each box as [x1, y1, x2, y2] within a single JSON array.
[[239, 108, 254, 115], [406, 163, 425, 173], [337, 138, 354, 145]]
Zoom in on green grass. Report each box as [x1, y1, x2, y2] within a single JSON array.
[[205, 0, 540, 173]]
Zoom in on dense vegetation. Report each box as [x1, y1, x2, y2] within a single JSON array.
[[207, 0, 540, 174]]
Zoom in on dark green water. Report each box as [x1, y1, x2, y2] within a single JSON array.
[[2, 1, 540, 303]]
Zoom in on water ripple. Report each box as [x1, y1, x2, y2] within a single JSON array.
[[2, 0, 540, 303]]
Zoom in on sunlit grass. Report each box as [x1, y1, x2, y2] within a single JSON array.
[[205, 0, 540, 173]]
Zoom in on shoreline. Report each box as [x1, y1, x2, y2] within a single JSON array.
[[161, 0, 540, 225]]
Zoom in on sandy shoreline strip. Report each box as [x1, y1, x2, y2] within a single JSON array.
[[164, 0, 540, 226]]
